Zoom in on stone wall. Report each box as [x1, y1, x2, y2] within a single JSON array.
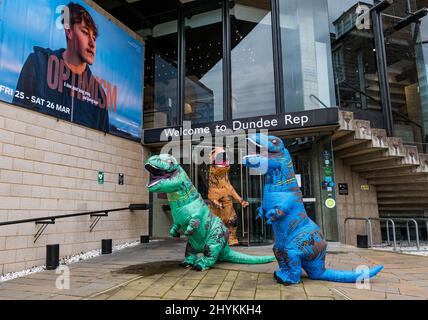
[[334, 157, 381, 246], [0, 102, 150, 275]]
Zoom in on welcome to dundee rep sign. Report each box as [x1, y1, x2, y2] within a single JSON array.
[[0, 0, 144, 140], [143, 108, 339, 144]]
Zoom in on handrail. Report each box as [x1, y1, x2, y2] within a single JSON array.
[[344, 217, 373, 248], [309, 94, 330, 109], [345, 217, 425, 252], [391, 218, 421, 251], [0, 203, 151, 243], [339, 81, 423, 129], [0, 204, 151, 227], [368, 218, 397, 251]]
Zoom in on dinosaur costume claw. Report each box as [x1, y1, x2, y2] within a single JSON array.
[[243, 134, 384, 285], [145, 154, 275, 271]]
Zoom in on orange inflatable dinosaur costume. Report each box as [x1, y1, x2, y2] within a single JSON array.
[[208, 147, 249, 246]]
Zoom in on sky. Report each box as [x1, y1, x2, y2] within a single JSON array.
[[0, 0, 144, 139]]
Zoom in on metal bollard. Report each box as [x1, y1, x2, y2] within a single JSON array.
[[357, 235, 369, 248], [140, 235, 150, 243], [101, 239, 112, 254], [46, 244, 60, 270]]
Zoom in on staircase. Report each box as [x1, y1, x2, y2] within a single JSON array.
[[333, 111, 428, 215]]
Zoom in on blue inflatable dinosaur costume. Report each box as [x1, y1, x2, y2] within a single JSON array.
[[243, 133, 383, 285]]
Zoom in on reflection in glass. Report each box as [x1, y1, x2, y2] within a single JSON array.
[[280, 0, 335, 112], [382, 0, 427, 149], [417, 14, 428, 150], [143, 20, 178, 129], [330, 1, 385, 128], [185, 6, 223, 124], [230, 0, 276, 119]]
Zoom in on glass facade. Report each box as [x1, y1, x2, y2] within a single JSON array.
[[230, 0, 276, 119], [143, 19, 179, 129], [280, 0, 335, 112], [140, 0, 342, 242], [330, 0, 428, 149], [383, 0, 427, 148], [417, 4, 428, 148], [185, 4, 224, 124], [143, 0, 338, 129]]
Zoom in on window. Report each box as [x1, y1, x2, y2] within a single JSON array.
[[184, 5, 224, 124], [230, 0, 276, 119]]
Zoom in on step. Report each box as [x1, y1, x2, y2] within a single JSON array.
[[334, 128, 389, 159], [334, 141, 386, 159], [351, 158, 418, 173], [344, 150, 399, 166], [377, 191, 428, 198], [385, 137, 406, 157], [360, 165, 428, 179], [332, 111, 355, 141], [378, 197, 428, 205], [367, 173, 428, 185], [333, 120, 372, 151], [417, 154, 428, 172], [400, 145, 420, 166], [379, 204, 428, 211], [376, 183, 428, 192]]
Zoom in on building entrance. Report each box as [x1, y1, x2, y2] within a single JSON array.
[[150, 134, 339, 244], [191, 145, 273, 246]]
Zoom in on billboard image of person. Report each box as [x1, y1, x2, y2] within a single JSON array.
[[13, 3, 108, 132], [0, 0, 144, 140]]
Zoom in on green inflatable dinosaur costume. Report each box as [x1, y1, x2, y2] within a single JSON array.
[[145, 154, 275, 271]]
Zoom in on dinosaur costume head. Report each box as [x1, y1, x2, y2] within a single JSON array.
[[145, 154, 186, 193], [209, 147, 230, 175], [243, 133, 292, 174]]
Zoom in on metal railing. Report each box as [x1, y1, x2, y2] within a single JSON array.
[[0, 204, 151, 243], [344, 217, 373, 248], [368, 218, 397, 251], [344, 216, 428, 251]]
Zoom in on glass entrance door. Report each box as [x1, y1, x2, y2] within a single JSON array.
[[191, 145, 273, 246]]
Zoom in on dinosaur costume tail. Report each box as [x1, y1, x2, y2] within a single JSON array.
[[220, 249, 275, 265], [314, 265, 384, 283]]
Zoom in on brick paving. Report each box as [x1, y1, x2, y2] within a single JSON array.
[[0, 238, 428, 300]]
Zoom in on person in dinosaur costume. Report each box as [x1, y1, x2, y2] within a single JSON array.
[[208, 147, 249, 246], [145, 154, 275, 271], [243, 133, 384, 285]]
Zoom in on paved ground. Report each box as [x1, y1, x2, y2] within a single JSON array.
[[0, 239, 428, 300]]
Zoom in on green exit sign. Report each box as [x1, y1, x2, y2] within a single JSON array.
[[98, 171, 105, 185]]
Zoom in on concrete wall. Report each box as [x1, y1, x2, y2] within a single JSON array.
[[0, 102, 150, 275], [334, 158, 381, 246]]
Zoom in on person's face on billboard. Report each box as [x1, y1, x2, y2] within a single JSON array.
[[68, 20, 96, 65]]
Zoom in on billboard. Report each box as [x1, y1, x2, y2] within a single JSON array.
[[0, 0, 144, 140]]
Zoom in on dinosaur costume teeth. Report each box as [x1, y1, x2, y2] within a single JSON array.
[[145, 163, 179, 188], [243, 133, 384, 285], [145, 154, 275, 271]]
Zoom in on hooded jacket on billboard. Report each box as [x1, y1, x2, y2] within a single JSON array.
[[13, 46, 109, 132]]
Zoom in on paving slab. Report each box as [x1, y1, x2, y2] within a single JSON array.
[[1, 239, 428, 300]]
